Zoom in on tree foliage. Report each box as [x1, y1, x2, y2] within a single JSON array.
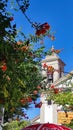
[[46, 76, 73, 112], [0, 0, 54, 122], [2, 120, 30, 130]]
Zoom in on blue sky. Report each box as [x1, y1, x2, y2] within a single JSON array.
[[9, 0, 73, 119], [11, 0, 73, 73]]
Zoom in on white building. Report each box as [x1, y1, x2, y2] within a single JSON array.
[[31, 46, 73, 125]]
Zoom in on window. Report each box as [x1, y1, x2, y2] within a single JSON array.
[[47, 72, 53, 83]]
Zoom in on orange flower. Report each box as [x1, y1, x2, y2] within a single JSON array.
[[16, 41, 23, 45], [21, 45, 29, 51], [55, 50, 61, 54], [47, 66, 54, 72]]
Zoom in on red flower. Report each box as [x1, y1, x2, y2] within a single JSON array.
[[27, 97, 32, 102], [43, 63, 47, 68], [1, 65, 7, 72], [36, 29, 42, 36], [43, 23, 50, 30], [35, 102, 42, 108], [51, 84, 55, 89], [36, 28, 46, 36], [36, 22, 50, 36], [41, 28, 46, 35], [54, 88, 59, 94]]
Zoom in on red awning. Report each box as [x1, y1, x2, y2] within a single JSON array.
[[22, 123, 71, 130]]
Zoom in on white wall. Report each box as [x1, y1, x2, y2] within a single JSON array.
[[40, 94, 57, 124]]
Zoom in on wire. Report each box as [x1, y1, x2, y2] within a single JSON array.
[[16, 0, 33, 25], [16, 0, 39, 29]]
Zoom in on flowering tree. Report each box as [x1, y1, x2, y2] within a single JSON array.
[[0, 0, 55, 122], [16, 0, 73, 120]]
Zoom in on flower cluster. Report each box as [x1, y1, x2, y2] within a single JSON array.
[[0, 61, 7, 72], [50, 84, 59, 94], [34, 101, 42, 108], [35, 22, 50, 36], [20, 97, 32, 104], [47, 66, 54, 73], [42, 63, 54, 73], [1, 65, 7, 72]]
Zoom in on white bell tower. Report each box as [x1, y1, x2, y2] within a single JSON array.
[[41, 46, 65, 83], [40, 46, 65, 124]]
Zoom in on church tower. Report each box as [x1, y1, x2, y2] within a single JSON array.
[[40, 46, 65, 124], [41, 46, 65, 83]]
